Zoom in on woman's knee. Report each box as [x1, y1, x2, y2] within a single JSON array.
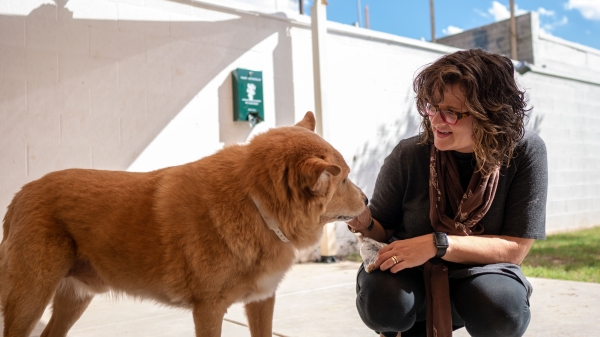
[[464, 306, 530, 337], [451, 274, 531, 337], [356, 266, 425, 332]]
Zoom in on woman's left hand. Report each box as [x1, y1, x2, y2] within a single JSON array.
[[374, 234, 437, 273]]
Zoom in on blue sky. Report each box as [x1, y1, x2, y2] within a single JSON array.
[[316, 0, 600, 50]]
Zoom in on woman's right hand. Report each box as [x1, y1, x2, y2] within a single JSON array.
[[346, 207, 373, 234]]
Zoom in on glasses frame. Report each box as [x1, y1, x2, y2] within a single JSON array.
[[425, 103, 470, 125]]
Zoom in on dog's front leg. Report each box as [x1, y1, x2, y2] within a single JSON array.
[[192, 302, 226, 337], [244, 295, 275, 337]]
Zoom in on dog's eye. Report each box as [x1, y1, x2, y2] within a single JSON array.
[[342, 178, 347, 184]]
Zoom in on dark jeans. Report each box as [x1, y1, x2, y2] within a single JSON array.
[[356, 264, 531, 337]]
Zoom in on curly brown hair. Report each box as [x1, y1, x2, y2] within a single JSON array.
[[413, 49, 530, 177]]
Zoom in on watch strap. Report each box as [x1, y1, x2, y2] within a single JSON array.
[[433, 232, 449, 258]]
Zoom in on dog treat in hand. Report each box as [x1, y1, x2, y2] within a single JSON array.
[[360, 237, 388, 273]]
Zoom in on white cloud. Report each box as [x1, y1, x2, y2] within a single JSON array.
[[488, 1, 527, 21], [564, 0, 600, 20], [558, 16, 569, 25], [475, 8, 490, 19], [488, 1, 510, 20], [442, 25, 464, 35], [537, 7, 556, 17], [542, 16, 569, 31]]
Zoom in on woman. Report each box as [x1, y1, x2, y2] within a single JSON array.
[[347, 49, 547, 337]]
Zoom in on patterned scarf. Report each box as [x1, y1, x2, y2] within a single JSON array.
[[425, 144, 500, 337]]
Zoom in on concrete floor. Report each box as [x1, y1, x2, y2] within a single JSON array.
[[2, 261, 599, 336]]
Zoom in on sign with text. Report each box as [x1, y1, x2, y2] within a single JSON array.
[[232, 68, 264, 124]]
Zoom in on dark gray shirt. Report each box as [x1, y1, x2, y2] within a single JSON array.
[[370, 131, 548, 241]]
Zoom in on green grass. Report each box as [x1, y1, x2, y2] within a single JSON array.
[[345, 251, 363, 262], [521, 226, 600, 283]]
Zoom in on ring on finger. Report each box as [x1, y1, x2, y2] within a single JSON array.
[[391, 255, 399, 265]]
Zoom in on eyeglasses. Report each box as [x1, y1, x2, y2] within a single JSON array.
[[425, 103, 470, 125]]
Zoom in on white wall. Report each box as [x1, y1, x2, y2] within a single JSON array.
[[1, 0, 599, 255], [519, 32, 600, 233], [0, 0, 294, 218], [535, 32, 600, 82]]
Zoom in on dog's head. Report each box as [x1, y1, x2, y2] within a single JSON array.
[[246, 112, 367, 247]]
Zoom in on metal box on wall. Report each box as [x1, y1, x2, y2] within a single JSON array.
[[232, 68, 264, 126]]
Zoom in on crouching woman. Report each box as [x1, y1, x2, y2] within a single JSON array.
[[347, 49, 547, 337]]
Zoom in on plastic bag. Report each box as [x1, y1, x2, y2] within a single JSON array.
[[359, 237, 388, 273]]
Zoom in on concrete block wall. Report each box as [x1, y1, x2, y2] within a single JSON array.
[[0, 0, 297, 225], [535, 32, 600, 85], [1, 0, 599, 258], [519, 72, 600, 233], [437, 12, 536, 64]]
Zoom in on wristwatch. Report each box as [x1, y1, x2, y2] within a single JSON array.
[[433, 232, 449, 258]]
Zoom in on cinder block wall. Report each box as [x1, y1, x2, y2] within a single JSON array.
[[437, 12, 535, 64], [1, 0, 599, 258], [519, 33, 600, 233], [0, 0, 296, 219]]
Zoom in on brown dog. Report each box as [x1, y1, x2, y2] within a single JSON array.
[[0, 111, 367, 337]]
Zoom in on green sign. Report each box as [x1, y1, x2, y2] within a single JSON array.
[[232, 68, 264, 126]]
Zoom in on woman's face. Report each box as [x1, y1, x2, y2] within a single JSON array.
[[429, 83, 474, 153]]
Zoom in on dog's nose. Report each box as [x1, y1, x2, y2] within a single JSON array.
[[364, 196, 369, 206]]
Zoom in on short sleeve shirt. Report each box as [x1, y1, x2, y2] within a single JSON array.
[[369, 131, 548, 241]]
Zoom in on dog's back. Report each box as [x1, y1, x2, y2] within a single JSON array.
[[2, 204, 11, 244], [0, 200, 11, 298]]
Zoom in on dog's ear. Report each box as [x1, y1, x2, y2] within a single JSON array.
[[301, 157, 341, 196], [295, 111, 316, 132]]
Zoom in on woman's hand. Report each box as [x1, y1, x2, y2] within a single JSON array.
[[346, 207, 372, 233], [374, 234, 437, 273], [347, 211, 395, 243], [373, 234, 535, 273]]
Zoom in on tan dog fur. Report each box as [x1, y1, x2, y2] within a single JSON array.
[[0, 112, 367, 337]]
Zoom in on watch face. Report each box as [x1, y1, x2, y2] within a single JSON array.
[[434, 232, 449, 247]]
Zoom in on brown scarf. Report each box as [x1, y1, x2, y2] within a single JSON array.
[[425, 145, 500, 337]]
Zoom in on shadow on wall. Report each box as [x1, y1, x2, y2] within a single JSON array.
[[523, 91, 544, 135], [350, 87, 421, 199], [527, 113, 544, 134], [526, 110, 544, 135], [0, 0, 295, 176], [217, 14, 296, 145], [216, 8, 297, 145]]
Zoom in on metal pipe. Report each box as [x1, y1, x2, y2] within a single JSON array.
[[430, 0, 436, 43], [356, 0, 362, 28], [311, 0, 337, 261], [510, 0, 517, 59]]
